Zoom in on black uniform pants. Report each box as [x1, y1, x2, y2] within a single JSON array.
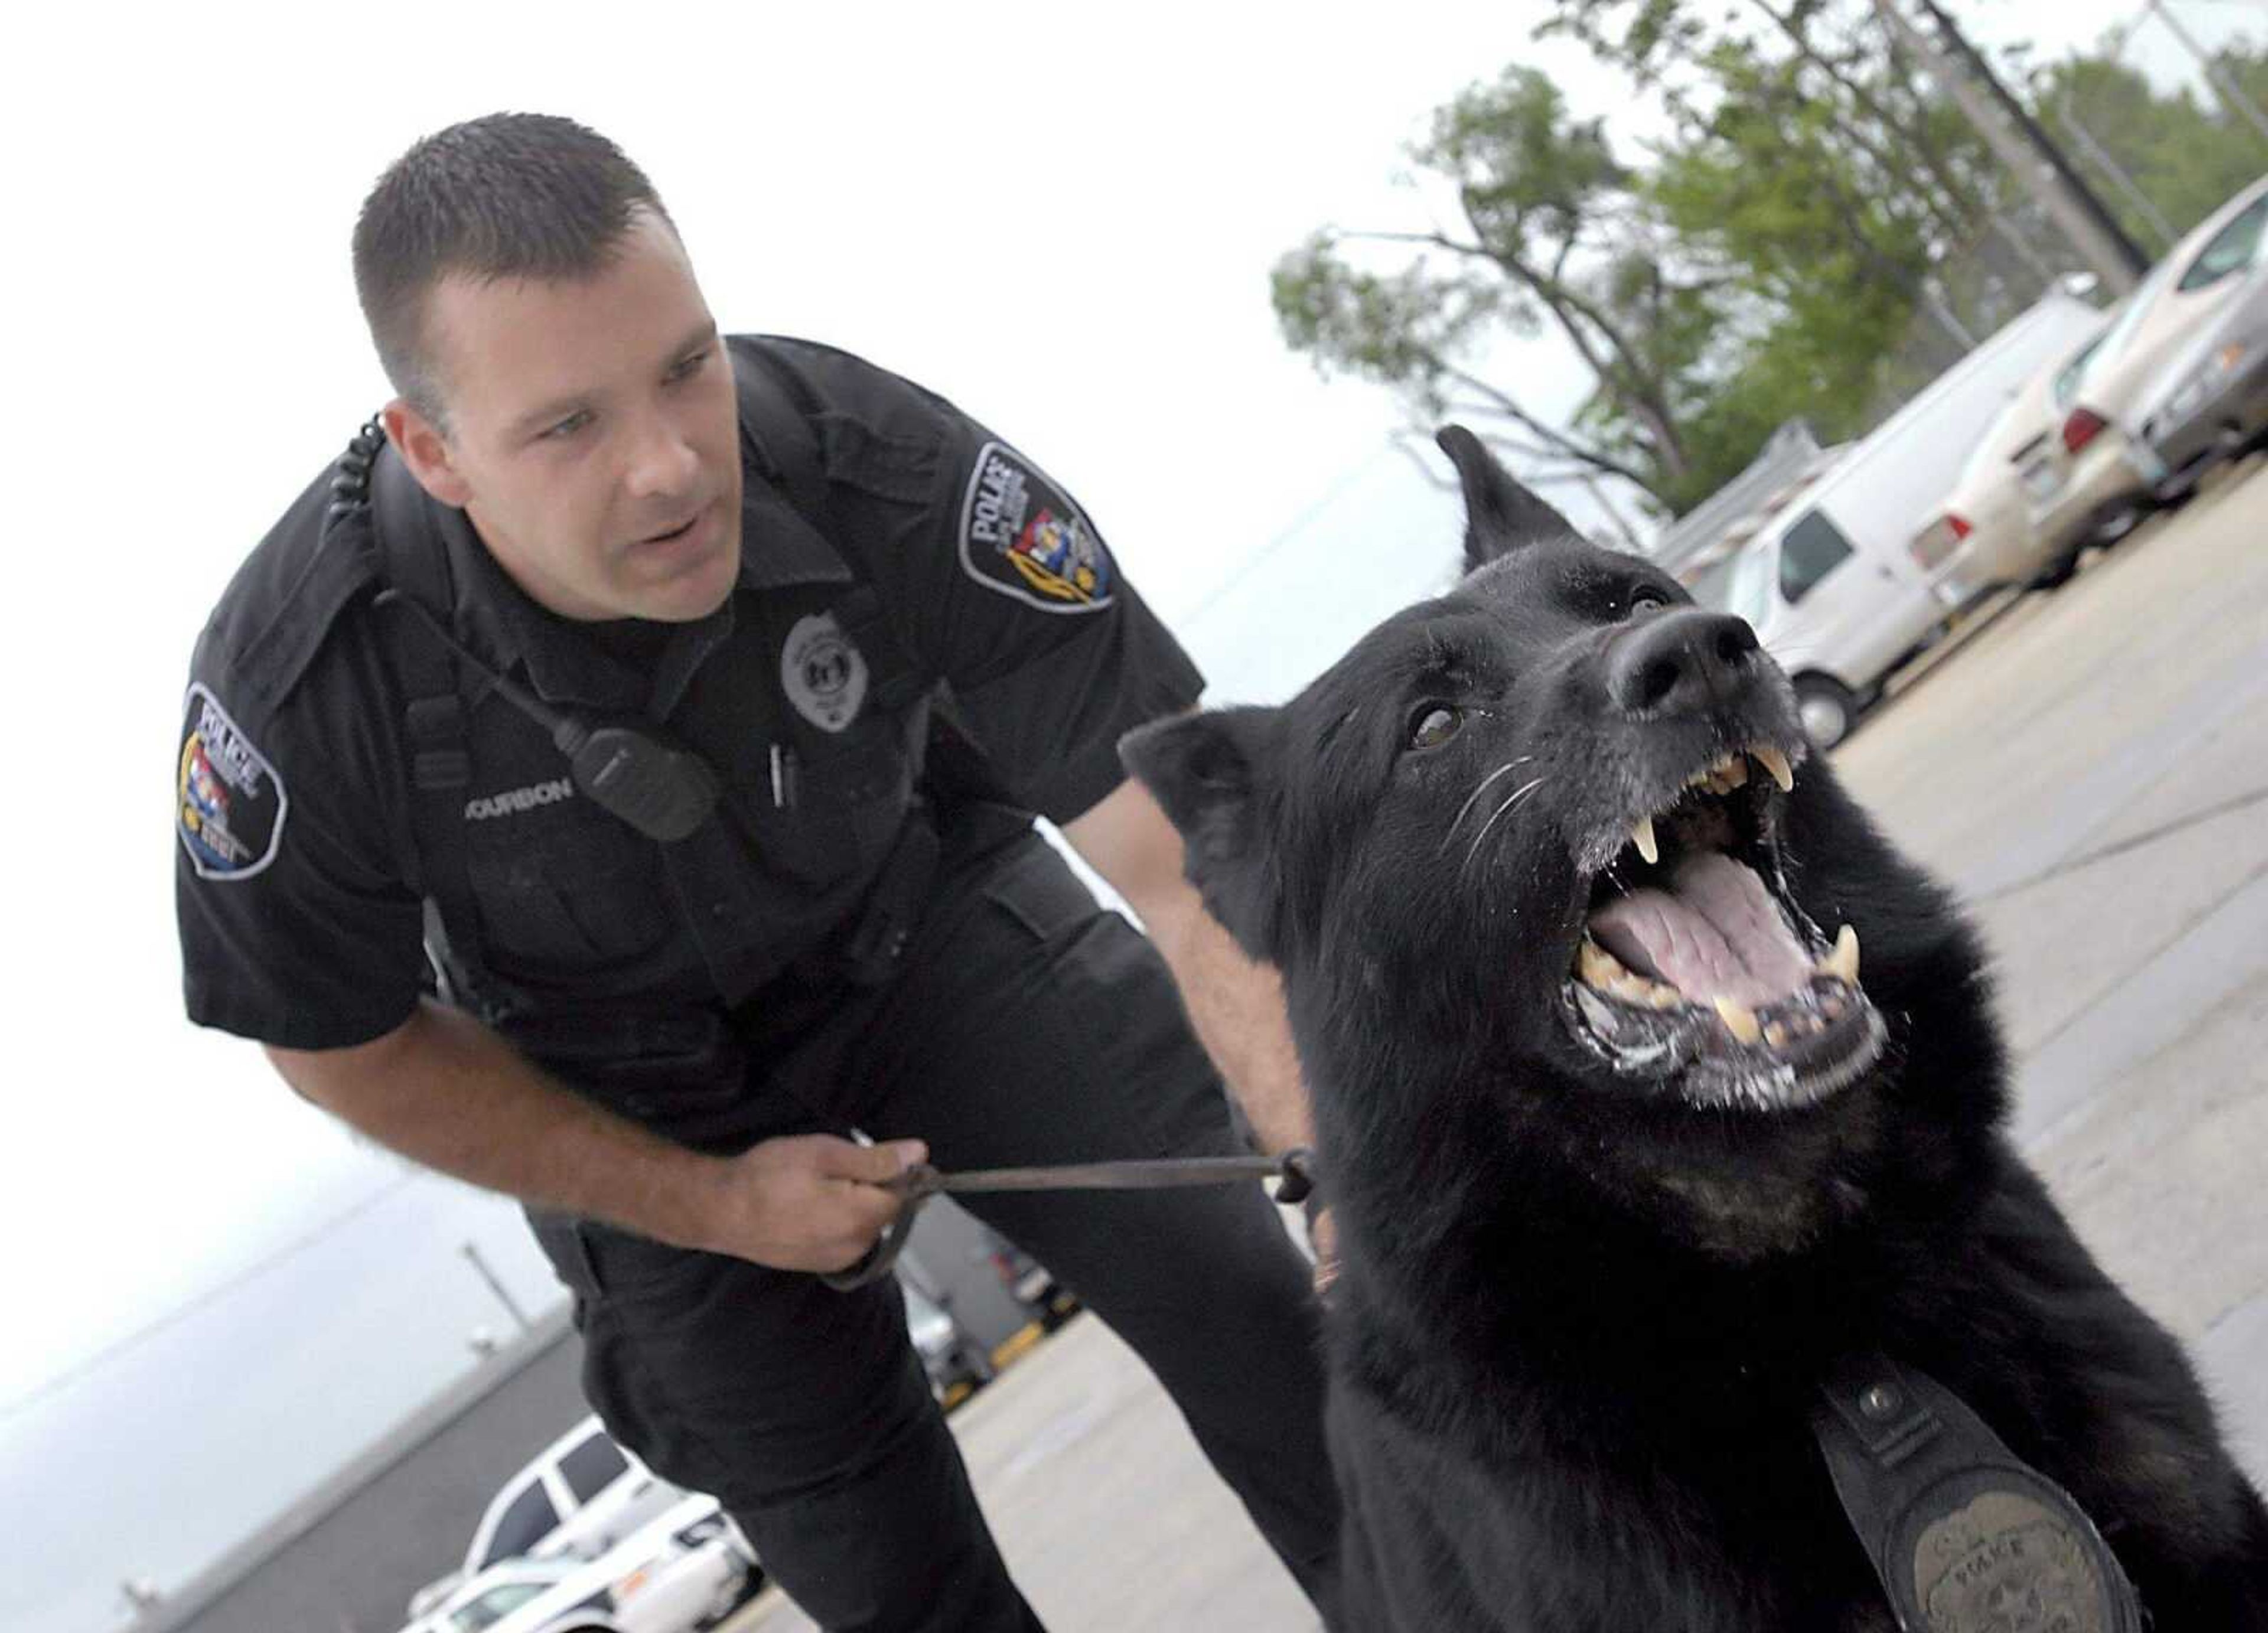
[[529, 823, 1339, 1631]]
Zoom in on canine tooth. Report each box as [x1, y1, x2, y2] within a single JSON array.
[[1631, 815, 1659, 866], [1648, 982, 1684, 1010], [1764, 1021, 1791, 1049], [1713, 997, 1763, 1045], [1753, 745, 1795, 793], [1824, 924, 1860, 985], [1578, 941, 1626, 987], [1722, 758, 1749, 788]]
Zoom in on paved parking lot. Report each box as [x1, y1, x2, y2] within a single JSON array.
[[729, 459, 2268, 1630]]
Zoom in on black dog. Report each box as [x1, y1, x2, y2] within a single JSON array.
[[1122, 429, 2268, 1631]]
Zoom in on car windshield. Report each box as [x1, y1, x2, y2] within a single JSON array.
[[2177, 195, 2268, 292], [2052, 334, 2109, 410]]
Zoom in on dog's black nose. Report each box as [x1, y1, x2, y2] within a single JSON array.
[[1608, 609, 1761, 715]]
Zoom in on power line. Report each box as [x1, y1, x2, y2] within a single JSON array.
[[0, 1172, 422, 1421]]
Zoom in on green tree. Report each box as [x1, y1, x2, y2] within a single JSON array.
[[1276, 3, 2268, 521], [1272, 66, 1718, 511], [2032, 48, 2268, 253]]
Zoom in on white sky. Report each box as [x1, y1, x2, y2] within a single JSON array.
[[2, 2, 2257, 1630]]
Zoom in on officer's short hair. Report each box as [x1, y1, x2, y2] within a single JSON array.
[[353, 113, 675, 428]]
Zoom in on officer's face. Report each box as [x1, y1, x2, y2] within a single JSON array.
[[387, 210, 745, 623]]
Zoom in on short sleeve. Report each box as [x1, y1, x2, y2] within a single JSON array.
[[175, 660, 427, 1049], [804, 353, 1205, 824]]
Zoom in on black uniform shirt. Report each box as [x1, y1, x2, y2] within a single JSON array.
[[177, 337, 1204, 1065]]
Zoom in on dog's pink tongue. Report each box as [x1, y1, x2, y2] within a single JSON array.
[[1589, 853, 1815, 1008]]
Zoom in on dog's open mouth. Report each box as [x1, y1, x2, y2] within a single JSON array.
[[1561, 746, 1887, 1112]]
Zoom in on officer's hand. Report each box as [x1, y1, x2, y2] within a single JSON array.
[[1309, 1206, 1341, 1303], [700, 1134, 928, 1274]]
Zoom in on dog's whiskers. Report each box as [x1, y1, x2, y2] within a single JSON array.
[[1463, 776, 1546, 871], [1438, 758, 1534, 855]]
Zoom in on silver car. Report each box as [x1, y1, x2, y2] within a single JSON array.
[[2133, 193, 2268, 494]]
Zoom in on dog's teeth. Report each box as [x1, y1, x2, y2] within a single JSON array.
[[1631, 816, 1659, 866], [1822, 994, 1847, 1019], [1722, 758, 1749, 788], [1823, 924, 1860, 985], [1611, 974, 1660, 1006], [1752, 745, 1795, 793], [1764, 1021, 1791, 1049], [1577, 940, 1626, 988], [1647, 982, 1684, 1010], [1713, 996, 1763, 1045]]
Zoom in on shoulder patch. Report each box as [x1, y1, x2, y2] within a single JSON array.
[[178, 683, 288, 881], [958, 442, 1115, 614]]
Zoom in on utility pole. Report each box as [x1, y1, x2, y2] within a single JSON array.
[[461, 1241, 533, 1334], [2053, 100, 2176, 252], [1875, 0, 2148, 294], [2147, 0, 2268, 152]]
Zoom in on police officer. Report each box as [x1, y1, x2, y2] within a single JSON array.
[[174, 115, 1337, 1631]]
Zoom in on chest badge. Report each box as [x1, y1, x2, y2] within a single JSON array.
[[781, 612, 868, 734]]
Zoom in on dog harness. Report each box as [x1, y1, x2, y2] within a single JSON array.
[[1813, 1350, 2142, 1632]]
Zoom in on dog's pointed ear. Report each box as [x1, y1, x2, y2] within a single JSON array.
[[1119, 707, 1285, 962], [1436, 425, 1582, 572]]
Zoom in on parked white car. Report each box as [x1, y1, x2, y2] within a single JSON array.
[[410, 1417, 691, 1618], [1725, 287, 2108, 746], [1912, 317, 2112, 602], [406, 1493, 759, 1633]]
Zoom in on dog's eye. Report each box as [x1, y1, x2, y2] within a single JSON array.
[[1406, 703, 1464, 750], [1627, 588, 1671, 618]]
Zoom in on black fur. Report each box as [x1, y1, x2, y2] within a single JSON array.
[[1122, 429, 2268, 1631]]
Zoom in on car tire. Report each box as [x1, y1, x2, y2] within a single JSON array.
[[1793, 675, 1859, 749], [700, 1562, 765, 1628]]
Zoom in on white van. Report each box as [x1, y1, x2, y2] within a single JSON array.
[[1722, 289, 2107, 745]]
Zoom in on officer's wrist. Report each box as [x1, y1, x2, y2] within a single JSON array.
[[622, 1147, 742, 1256]]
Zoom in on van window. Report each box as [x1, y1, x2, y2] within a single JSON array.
[[558, 1432, 630, 1504], [1777, 511, 1856, 604], [479, 1481, 560, 1568], [2178, 196, 2268, 292]]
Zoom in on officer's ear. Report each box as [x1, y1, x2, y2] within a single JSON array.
[[1119, 707, 1286, 964], [382, 400, 474, 509]]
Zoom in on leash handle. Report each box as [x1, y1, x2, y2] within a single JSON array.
[[819, 1165, 943, 1292]]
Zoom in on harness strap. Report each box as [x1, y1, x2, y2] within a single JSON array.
[[367, 441, 496, 1013], [1810, 1350, 2141, 1631], [731, 338, 933, 713]]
